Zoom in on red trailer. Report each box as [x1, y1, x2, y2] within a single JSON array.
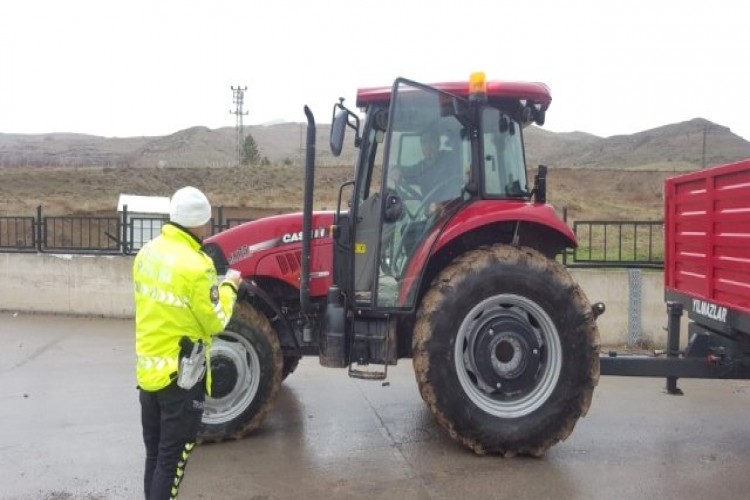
[[664, 159, 750, 321], [601, 159, 750, 391]]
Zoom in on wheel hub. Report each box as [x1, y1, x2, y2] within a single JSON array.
[[202, 331, 263, 426], [472, 312, 542, 395], [210, 355, 239, 399], [455, 294, 562, 418]]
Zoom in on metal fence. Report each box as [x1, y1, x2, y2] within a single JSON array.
[[45, 215, 121, 253], [0, 206, 254, 255], [1, 206, 664, 268], [563, 220, 664, 269], [0, 215, 36, 252]]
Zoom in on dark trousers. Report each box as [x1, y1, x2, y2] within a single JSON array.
[[139, 381, 205, 500]]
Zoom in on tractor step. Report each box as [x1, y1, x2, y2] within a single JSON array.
[[348, 362, 388, 380]]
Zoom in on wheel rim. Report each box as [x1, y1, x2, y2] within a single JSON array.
[[454, 293, 562, 418], [202, 330, 261, 425]]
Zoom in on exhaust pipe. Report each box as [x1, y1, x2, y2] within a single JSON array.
[[300, 105, 316, 314]]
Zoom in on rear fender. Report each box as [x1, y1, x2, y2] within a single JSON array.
[[400, 201, 576, 308], [432, 201, 576, 255]]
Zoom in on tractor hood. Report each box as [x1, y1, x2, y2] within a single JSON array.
[[203, 211, 336, 297]]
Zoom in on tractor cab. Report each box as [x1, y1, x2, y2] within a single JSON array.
[[333, 76, 547, 309], [307, 74, 551, 377]]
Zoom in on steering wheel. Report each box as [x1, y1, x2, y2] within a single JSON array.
[[392, 173, 423, 219], [412, 174, 463, 220], [382, 174, 463, 277]]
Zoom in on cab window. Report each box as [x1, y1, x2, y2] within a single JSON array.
[[482, 108, 528, 198]]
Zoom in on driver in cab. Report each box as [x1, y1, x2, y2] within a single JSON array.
[[389, 125, 464, 215]]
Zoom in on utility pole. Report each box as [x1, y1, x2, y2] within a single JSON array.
[[229, 86, 248, 166], [701, 124, 708, 169]]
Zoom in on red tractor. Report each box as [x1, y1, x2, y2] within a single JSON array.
[[200, 75, 601, 456]]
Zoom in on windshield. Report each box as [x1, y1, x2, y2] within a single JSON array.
[[481, 107, 528, 198]]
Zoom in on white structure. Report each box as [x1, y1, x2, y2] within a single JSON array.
[[117, 194, 170, 251]]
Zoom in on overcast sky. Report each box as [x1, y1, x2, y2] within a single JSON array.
[[1, 0, 748, 140]]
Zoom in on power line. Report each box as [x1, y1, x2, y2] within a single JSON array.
[[229, 86, 248, 166]]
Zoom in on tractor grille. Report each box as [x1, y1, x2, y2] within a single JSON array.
[[276, 251, 302, 275]]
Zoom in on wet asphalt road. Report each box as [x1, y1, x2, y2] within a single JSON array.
[[2, 313, 750, 500]]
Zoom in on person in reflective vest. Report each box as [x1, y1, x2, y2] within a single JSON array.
[[134, 186, 239, 500]]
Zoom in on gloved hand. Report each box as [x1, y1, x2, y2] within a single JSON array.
[[224, 268, 242, 289]]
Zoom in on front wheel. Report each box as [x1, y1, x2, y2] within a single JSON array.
[[413, 244, 600, 456], [198, 302, 282, 442]]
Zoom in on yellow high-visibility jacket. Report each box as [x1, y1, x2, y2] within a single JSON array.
[[134, 223, 237, 392]]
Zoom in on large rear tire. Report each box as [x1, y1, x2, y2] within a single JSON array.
[[198, 302, 282, 442], [413, 244, 600, 456]]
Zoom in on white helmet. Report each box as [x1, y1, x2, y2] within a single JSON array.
[[169, 186, 211, 228]]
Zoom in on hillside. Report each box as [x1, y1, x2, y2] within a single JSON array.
[[524, 118, 750, 171], [1, 118, 748, 170], [0, 163, 691, 224], [0, 123, 343, 168], [0, 118, 748, 223]]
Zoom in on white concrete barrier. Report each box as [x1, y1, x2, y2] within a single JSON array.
[[0, 253, 134, 318], [0, 253, 677, 346], [572, 268, 681, 347]]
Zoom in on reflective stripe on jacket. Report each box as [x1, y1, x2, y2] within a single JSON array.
[[134, 223, 237, 392]]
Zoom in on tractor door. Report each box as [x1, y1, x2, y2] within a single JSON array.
[[351, 79, 472, 310]]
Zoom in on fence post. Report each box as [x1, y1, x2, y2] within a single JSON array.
[[216, 206, 223, 234], [36, 205, 43, 253], [121, 204, 128, 255], [627, 268, 643, 345]]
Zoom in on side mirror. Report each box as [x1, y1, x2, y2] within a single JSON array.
[[330, 108, 348, 157], [329, 98, 361, 157]]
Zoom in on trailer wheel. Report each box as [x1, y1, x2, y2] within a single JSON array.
[[198, 302, 282, 442], [413, 244, 600, 456]]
